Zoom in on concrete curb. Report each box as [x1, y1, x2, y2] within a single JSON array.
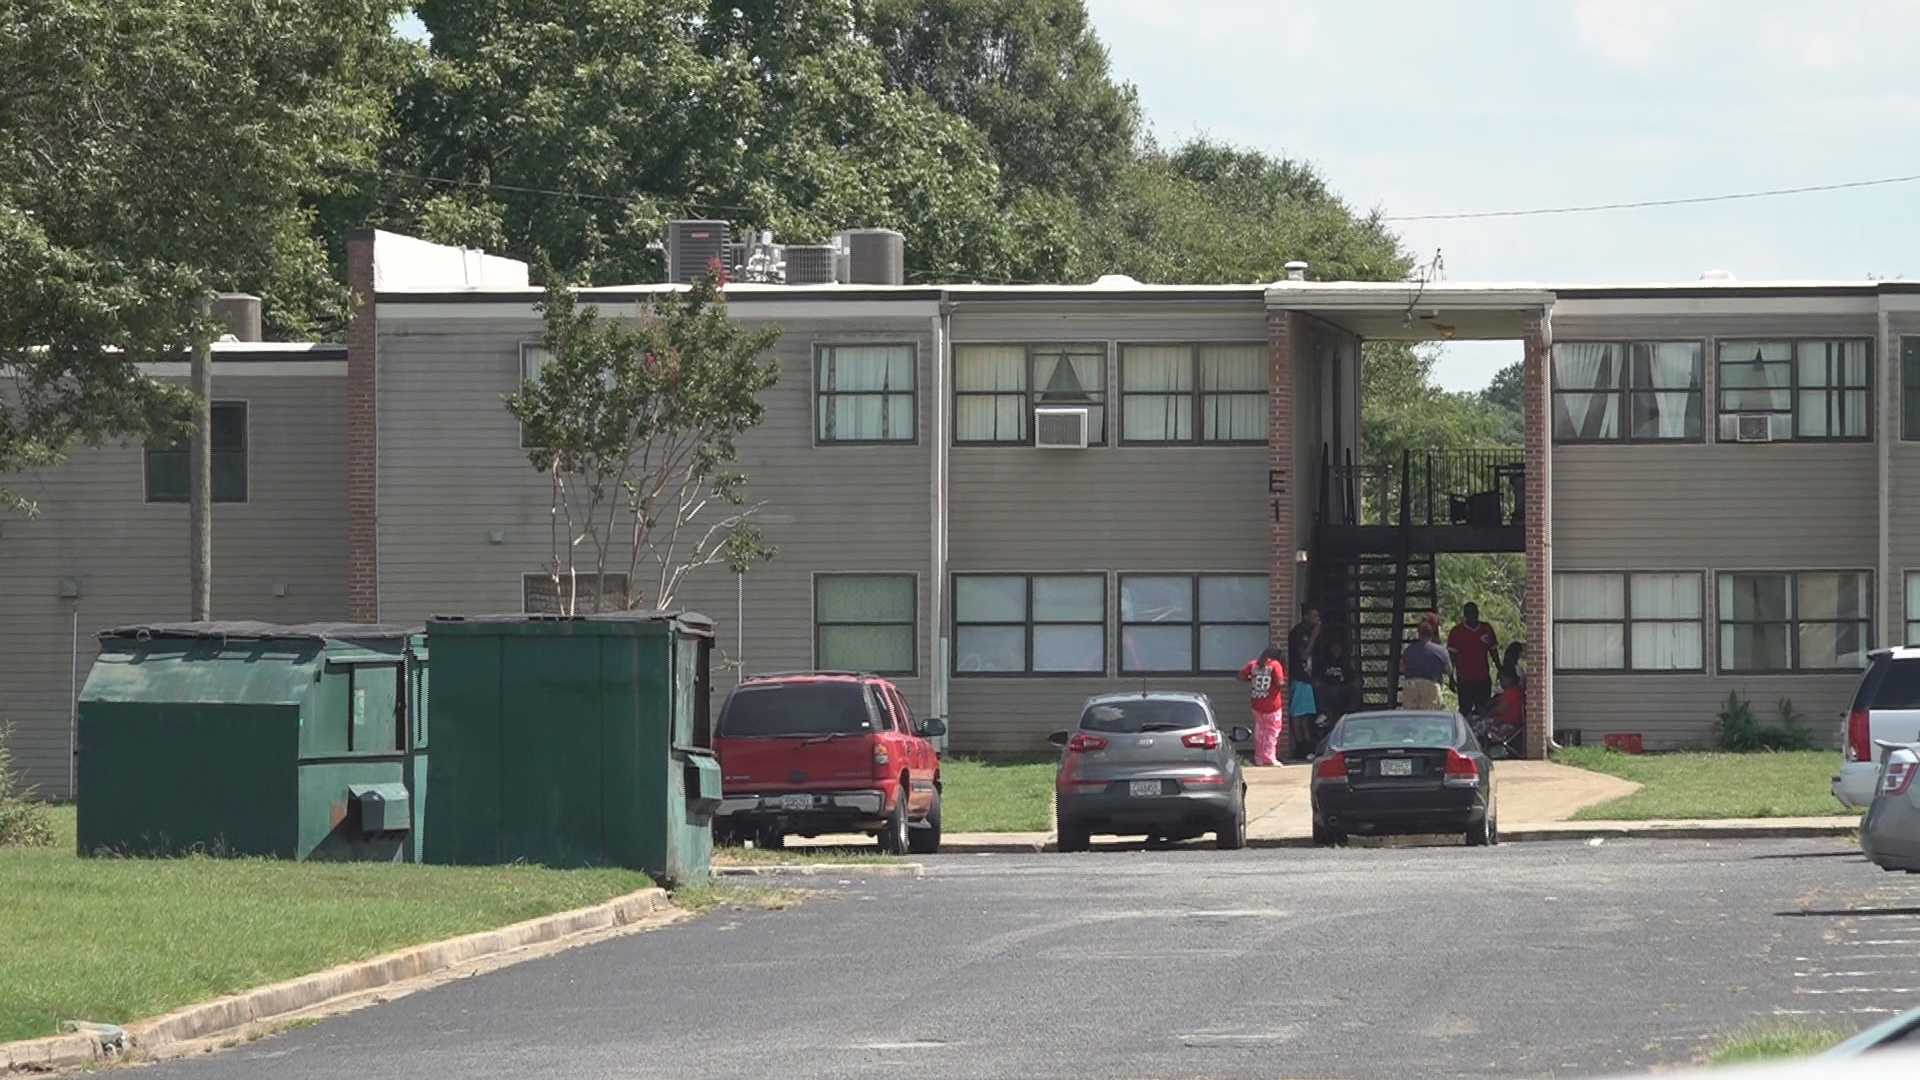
[[1, 886, 671, 1075], [712, 862, 925, 878]]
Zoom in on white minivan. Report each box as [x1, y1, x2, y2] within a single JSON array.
[[1833, 646, 1920, 808]]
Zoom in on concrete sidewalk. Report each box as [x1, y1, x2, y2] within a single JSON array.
[[787, 758, 1861, 853]]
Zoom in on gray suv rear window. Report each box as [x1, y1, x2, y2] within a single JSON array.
[[1079, 699, 1208, 733], [719, 683, 874, 737], [1854, 656, 1920, 711]]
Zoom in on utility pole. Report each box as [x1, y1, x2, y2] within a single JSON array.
[[189, 292, 212, 621]]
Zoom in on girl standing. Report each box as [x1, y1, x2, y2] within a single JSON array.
[[1238, 646, 1288, 766]]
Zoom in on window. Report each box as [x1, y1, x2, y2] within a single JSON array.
[[953, 344, 1107, 444], [1718, 571, 1871, 672], [1551, 342, 1703, 442], [1552, 572, 1703, 671], [953, 574, 1105, 675], [817, 345, 915, 443], [519, 343, 552, 448], [1903, 339, 1920, 441], [1716, 340, 1869, 441], [1907, 572, 1920, 646], [1120, 344, 1267, 444], [144, 401, 248, 502], [815, 574, 916, 674], [523, 572, 630, 614], [1118, 573, 1267, 673]]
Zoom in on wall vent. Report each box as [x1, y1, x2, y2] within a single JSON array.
[[1034, 407, 1090, 449]]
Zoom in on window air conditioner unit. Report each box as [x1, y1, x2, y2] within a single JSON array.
[[1034, 406, 1090, 449], [1721, 413, 1787, 443]]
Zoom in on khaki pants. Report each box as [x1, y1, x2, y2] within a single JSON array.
[[1401, 677, 1442, 710]]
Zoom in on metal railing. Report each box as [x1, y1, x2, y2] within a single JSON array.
[[1317, 446, 1525, 529]]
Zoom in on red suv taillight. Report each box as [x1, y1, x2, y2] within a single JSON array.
[[1066, 732, 1108, 754], [1880, 754, 1917, 797], [1846, 708, 1873, 763], [1182, 730, 1221, 750], [1444, 749, 1481, 787], [1314, 751, 1347, 780]]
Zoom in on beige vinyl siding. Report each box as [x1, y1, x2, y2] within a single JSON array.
[[1554, 672, 1854, 750], [0, 375, 348, 795], [372, 305, 937, 716], [946, 300, 1270, 751], [1884, 308, 1920, 645]]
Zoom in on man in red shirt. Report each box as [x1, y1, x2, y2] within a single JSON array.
[[1238, 646, 1287, 767], [1446, 602, 1500, 717]]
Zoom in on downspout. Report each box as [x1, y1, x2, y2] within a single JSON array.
[[1879, 303, 1892, 652], [932, 300, 952, 737]]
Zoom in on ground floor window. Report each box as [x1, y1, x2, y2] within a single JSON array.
[[1553, 572, 1703, 671], [953, 574, 1105, 674], [1118, 573, 1267, 674], [1717, 570, 1870, 672], [815, 574, 916, 674]]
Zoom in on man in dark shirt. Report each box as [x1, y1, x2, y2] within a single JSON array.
[[1285, 608, 1321, 758], [1400, 620, 1452, 710]]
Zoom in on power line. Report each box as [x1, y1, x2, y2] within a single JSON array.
[[1382, 171, 1920, 222]]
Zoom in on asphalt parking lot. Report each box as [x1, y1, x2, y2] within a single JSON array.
[[139, 838, 1920, 1080]]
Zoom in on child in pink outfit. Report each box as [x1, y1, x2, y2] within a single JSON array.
[[1238, 647, 1288, 766]]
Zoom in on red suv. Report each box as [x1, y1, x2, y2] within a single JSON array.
[[712, 672, 945, 854]]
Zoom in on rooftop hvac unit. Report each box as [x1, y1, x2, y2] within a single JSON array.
[[666, 219, 730, 284], [783, 244, 837, 286], [1034, 407, 1090, 449], [726, 242, 747, 276], [840, 228, 905, 285], [1720, 413, 1790, 443]]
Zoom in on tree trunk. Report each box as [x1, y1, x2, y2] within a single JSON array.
[[189, 293, 213, 621]]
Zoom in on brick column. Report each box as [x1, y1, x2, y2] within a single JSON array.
[[345, 230, 379, 623], [1521, 312, 1552, 759], [1267, 311, 1298, 652]]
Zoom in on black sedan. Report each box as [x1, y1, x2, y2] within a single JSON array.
[[1309, 709, 1496, 846]]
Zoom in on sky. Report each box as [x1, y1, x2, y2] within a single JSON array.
[[1083, 0, 1920, 390]]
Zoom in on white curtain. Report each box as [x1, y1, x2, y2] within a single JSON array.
[[820, 346, 914, 440], [1629, 342, 1701, 439], [955, 346, 1025, 442], [1200, 346, 1265, 441], [1554, 573, 1624, 670], [1122, 346, 1192, 441], [1552, 343, 1621, 439], [1629, 573, 1702, 669]]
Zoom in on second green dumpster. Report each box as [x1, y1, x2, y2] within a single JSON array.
[[422, 611, 719, 884]]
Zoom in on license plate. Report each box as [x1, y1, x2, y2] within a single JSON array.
[[779, 794, 813, 812], [1129, 780, 1163, 797], [1379, 759, 1413, 777]]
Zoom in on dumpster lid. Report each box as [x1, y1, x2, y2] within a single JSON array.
[[429, 610, 714, 633], [97, 621, 423, 643]]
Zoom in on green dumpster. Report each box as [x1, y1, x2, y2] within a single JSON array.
[[76, 622, 429, 861], [423, 611, 717, 884]]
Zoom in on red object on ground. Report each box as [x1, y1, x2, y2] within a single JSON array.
[[1602, 732, 1643, 754]]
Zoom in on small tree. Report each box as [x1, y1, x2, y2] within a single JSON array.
[[506, 275, 781, 615]]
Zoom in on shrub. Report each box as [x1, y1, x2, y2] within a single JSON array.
[[0, 723, 56, 848], [1714, 692, 1815, 753]]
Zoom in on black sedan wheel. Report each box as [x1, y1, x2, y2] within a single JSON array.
[[1465, 798, 1497, 847]]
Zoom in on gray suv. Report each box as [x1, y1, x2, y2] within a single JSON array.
[[1048, 691, 1251, 852]]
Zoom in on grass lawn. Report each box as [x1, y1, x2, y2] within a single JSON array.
[[0, 806, 653, 1042], [940, 756, 1055, 833], [1555, 747, 1860, 821], [710, 845, 900, 865], [1708, 1023, 1849, 1064]]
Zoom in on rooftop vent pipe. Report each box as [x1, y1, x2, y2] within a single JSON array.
[[1284, 261, 1310, 282]]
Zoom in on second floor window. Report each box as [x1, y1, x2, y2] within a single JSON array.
[[817, 344, 915, 443], [1903, 338, 1920, 440], [1716, 340, 1869, 441], [1551, 342, 1703, 442], [953, 344, 1107, 444], [1120, 344, 1266, 444], [145, 401, 248, 503]]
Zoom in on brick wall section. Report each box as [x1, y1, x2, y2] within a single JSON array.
[[345, 230, 379, 623], [1267, 310, 1297, 654], [1522, 313, 1551, 759]]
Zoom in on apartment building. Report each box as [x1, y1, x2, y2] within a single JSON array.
[[7, 229, 1918, 796]]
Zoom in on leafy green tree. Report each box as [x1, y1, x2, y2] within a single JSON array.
[[391, 0, 1010, 285], [506, 274, 782, 614], [855, 0, 1139, 206], [0, 0, 408, 512]]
